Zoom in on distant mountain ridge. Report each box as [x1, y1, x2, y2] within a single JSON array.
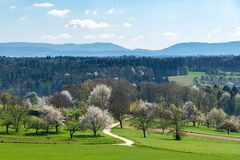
[[158, 41, 240, 56], [1, 41, 240, 57]]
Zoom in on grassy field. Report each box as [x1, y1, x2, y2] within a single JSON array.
[[112, 128, 240, 159], [169, 71, 204, 86], [0, 142, 231, 160], [0, 126, 121, 144], [0, 126, 239, 159], [0, 128, 239, 160], [185, 125, 240, 138]]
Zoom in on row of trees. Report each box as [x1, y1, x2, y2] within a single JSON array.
[[1, 79, 240, 140], [3, 56, 240, 96], [0, 84, 114, 139], [131, 100, 240, 139]]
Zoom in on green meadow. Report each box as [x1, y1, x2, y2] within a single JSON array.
[[169, 71, 204, 86], [0, 126, 239, 160]]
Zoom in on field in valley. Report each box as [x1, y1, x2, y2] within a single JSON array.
[[0, 125, 239, 160], [169, 71, 204, 86]]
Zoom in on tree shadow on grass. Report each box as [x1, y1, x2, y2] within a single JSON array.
[[74, 134, 103, 138], [0, 132, 13, 135], [24, 131, 63, 137]]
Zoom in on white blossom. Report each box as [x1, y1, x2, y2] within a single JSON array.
[[88, 84, 112, 109], [79, 106, 113, 136]]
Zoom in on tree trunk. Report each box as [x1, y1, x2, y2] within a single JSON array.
[[93, 130, 97, 137], [193, 121, 196, 127], [46, 125, 49, 134], [162, 129, 165, 134], [207, 123, 210, 128], [143, 129, 146, 138], [15, 126, 19, 132], [227, 129, 230, 134], [175, 131, 181, 140], [70, 131, 73, 139], [119, 120, 123, 129], [36, 128, 38, 135], [55, 125, 58, 133], [6, 125, 9, 134]]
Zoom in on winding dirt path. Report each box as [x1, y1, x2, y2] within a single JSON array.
[[103, 122, 134, 146], [104, 122, 240, 146], [185, 132, 240, 142], [149, 128, 240, 142]]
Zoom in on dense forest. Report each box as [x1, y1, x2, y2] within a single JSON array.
[[1, 56, 240, 96]]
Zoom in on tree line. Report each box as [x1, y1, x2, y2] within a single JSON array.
[[2, 56, 240, 96], [1, 79, 240, 140]]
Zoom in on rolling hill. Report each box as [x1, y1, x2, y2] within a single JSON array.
[[1, 41, 240, 57]]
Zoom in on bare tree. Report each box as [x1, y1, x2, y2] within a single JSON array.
[[27, 117, 46, 134], [48, 91, 73, 109], [8, 104, 30, 132], [109, 80, 135, 128], [158, 106, 171, 133], [66, 108, 82, 139]]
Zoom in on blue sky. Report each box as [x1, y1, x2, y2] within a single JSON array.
[[1, 0, 240, 49]]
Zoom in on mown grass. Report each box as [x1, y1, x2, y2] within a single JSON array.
[[112, 127, 240, 159], [0, 125, 239, 159], [0, 142, 231, 160], [185, 125, 240, 138], [169, 71, 204, 86], [0, 125, 121, 144]]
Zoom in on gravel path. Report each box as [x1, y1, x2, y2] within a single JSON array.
[[150, 128, 240, 142], [185, 132, 240, 142], [103, 123, 134, 146], [104, 123, 240, 146]]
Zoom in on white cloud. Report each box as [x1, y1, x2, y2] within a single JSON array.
[[19, 16, 27, 21], [9, 5, 16, 10], [206, 33, 212, 38], [118, 36, 125, 39], [234, 27, 240, 36], [32, 3, 54, 8], [206, 28, 222, 38], [41, 33, 72, 40], [99, 34, 115, 39], [84, 35, 96, 39], [47, 9, 69, 17], [132, 35, 144, 41], [84, 34, 115, 39], [85, 10, 98, 15], [107, 8, 116, 15], [163, 32, 178, 37], [65, 19, 110, 29], [128, 17, 136, 21], [210, 28, 222, 33], [122, 22, 132, 28]]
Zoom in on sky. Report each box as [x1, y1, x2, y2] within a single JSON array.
[[1, 0, 240, 50]]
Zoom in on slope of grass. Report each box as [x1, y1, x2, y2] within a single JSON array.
[[0, 126, 239, 160], [0, 142, 231, 160], [169, 71, 204, 86], [112, 127, 240, 159], [0, 126, 121, 144], [185, 125, 240, 138]]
